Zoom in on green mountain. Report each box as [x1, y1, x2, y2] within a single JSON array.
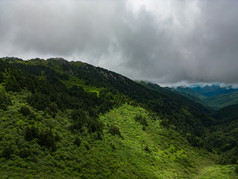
[[212, 103, 238, 124], [191, 85, 238, 97], [0, 57, 237, 178], [207, 104, 238, 164], [174, 87, 238, 110], [204, 91, 238, 110], [171, 87, 210, 109], [139, 82, 211, 114]]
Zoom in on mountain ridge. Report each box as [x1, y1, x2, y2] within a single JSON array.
[[173, 85, 238, 110], [0, 57, 237, 178]]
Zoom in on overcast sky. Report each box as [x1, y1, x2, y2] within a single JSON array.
[[0, 0, 238, 85]]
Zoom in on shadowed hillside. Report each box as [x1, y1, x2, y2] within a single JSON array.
[[0, 57, 237, 178]]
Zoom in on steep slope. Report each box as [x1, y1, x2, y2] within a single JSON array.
[[212, 103, 238, 123], [0, 57, 237, 178], [205, 104, 238, 164], [140, 82, 211, 114], [171, 87, 209, 109], [10, 58, 214, 143], [0, 98, 216, 178]]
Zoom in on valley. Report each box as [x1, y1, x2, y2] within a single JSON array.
[[173, 86, 238, 110]]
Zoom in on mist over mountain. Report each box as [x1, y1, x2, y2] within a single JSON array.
[[1, 0, 238, 178], [189, 84, 238, 97], [1, 0, 238, 85]]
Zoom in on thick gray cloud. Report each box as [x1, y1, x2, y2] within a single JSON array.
[[0, 0, 238, 85]]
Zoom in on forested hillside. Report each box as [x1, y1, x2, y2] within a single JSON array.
[[171, 87, 210, 109], [174, 86, 238, 110], [205, 104, 238, 165], [204, 92, 238, 110], [0, 57, 237, 178], [191, 85, 238, 97]]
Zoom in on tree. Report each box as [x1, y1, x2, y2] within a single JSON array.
[[25, 126, 39, 141], [135, 114, 148, 127], [109, 125, 123, 139], [0, 73, 4, 83], [74, 137, 81, 147], [5, 75, 20, 92], [38, 129, 57, 151], [2, 146, 14, 159], [0, 88, 11, 110], [19, 106, 31, 116], [28, 92, 50, 110]]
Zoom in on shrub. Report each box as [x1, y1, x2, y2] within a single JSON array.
[[177, 156, 192, 168], [71, 110, 104, 134], [72, 109, 86, 121], [48, 102, 58, 117], [230, 156, 238, 164], [5, 75, 21, 92], [70, 109, 87, 131], [19, 148, 31, 158], [85, 143, 90, 150], [160, 118, 170, 127], [109, 125, 123, 139], [0, 73, 3, 83], [28, 92, 50, 111], [25, 126, 38, 141], [19, 106, 31, 116], [74, 137, 81, 147], [38, 129, 57, 151], [2, 146, 14, 159], [145, 146, 150, 152], [0, 89, 11, 110], [111, 143, 116, 150], [55, 133, 61, 142], [96, 131, 103, 140], [235, 165, 238, 174], [135, 114, 148, 127], [88, 118, 104, 134]]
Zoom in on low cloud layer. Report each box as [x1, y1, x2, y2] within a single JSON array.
[[0, 0, 238, 85]]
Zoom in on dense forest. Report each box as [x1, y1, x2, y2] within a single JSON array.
[[0, 57, 238, 178], [173, 86, 238, 110]]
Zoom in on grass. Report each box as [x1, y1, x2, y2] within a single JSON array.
[[0, 90, 235, 178], [99, 104, 217, 178], [195, 165, 238, 179]]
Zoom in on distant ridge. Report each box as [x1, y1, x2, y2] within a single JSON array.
[[173, 85, 238, 110], [190, 84, 238, 97]]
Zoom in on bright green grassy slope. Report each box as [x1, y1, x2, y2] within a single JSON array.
[[0, 93, 216, 178], [100, 104, 216, 178], [195, 165, 238, 179]]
